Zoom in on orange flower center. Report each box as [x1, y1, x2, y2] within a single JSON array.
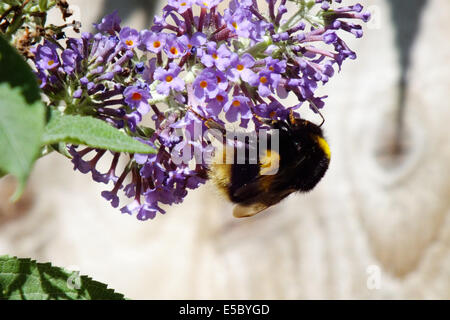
[[236, 64, 244, 71], [216, 76, 221, 83], [170, 47, 178, 55], [260, 76, 268, 84], [200, 80, 208, 88], [153, 41, 161, 48], [126, 40, 134, 46], [232, 22, 238, 29], [212, 53, 218, 59], [232, 100, 241, 107], [269, 66, 274, 71], [48, 60, 55, 66], [269, 111, 276, 118], [181, 2, 187, 6], [132, 92, 142, 101], [216, 95, 224, 102], [166, 75, 173, 82]]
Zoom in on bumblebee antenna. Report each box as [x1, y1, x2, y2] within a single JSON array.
[[308, 100, 325, 127]]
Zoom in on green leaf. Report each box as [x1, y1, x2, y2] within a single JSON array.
[[42, 114, 156, 154], [39, 0, 49, 11], [0, 36, 45, 200], [0, 255, 125, 300]]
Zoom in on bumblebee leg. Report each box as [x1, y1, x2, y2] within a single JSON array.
[[289, 109, 296, 126], [187, 106, 208, 122], [248, 106, 279, 127], [307, 99, 325, 127], [187, 106, 227, 134]]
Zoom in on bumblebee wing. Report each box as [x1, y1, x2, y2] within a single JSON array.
[[230, 175, 279, 218], [233, 203, 270, 218], [231, 173, 296, 218], [231, 174, 273, 203]]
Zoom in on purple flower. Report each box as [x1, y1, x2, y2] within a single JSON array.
[[265, 57, 286, 74], [94, 153, 120, 185], [93, 10, 121, 35], [193, 69, 221, 101], [249, 70, 281, 97], [200, 42, 232, 71], [206, 91, 228, 116], [323, 31, 338, 43], [120, 200, 141, 216], [254, 100, 295, 121], [124, 85, 151, 115], [224, 4, 254, 39], [101, 190, 120, 208], [229, 0, 252, 9], [142, 58, 157, 84], [119, 27, 140, 49], [35, 41, 60, 70], [69, 147, 93, 174], [87, 34, 118, 64], [195, 0, 223, 9], [66, 37, 85, 60], [139, 30, 165, 53], [167, 0, 193, 14], [168, 167, 205, 191], [137, 203, 161, 221], [35, 70, 47, 89], [183, 170, 206, 189], [145, 186, 176, 206], [321, 2, 330, 10], [164, 34, 187, 59], [172, 107, 208, 141], [68, 147, 114, 184], [179, 32, 207, 54], [154, 63, 185, 95], [288, 77, 317, 101], [214, 70, 229, 91], [227, 53, 256, 83], [61, 49, 79, 74], [339, 21, 364, 38], [223, 95, 252, 123]]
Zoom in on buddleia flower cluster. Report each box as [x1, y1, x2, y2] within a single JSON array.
[[30, 0, 370, 220]]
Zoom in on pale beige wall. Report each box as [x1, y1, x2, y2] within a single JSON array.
[[0, 0, 449, 299]]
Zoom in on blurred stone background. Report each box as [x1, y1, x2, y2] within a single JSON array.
[[0, 0, 449, 299]]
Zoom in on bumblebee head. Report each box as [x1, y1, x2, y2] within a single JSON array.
[[276, 118, 331, 160]]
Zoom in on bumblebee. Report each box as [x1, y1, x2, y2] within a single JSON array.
[[192, 109, 331, 218]]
